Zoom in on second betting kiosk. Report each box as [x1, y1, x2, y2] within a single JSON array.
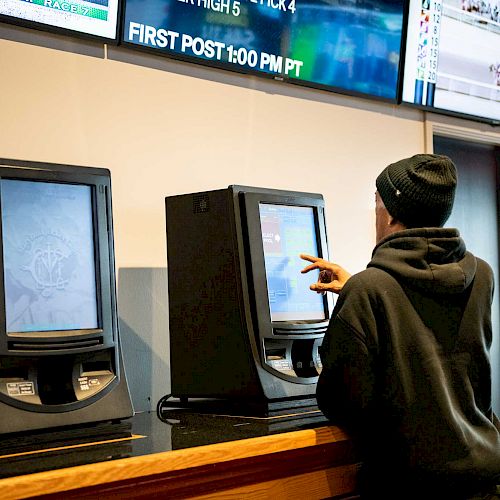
[[165, 185, 333, 412]]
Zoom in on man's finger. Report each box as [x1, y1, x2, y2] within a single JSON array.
[[310, 282, 330, 291], [299, 254, 318, 263], [301, 263, 320, 274]]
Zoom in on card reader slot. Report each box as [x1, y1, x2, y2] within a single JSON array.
[[0, 367, 29, 381], [266, 348, 287, 361]]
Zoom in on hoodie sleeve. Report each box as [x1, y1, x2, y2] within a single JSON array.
[[317, 274, 379, 432]]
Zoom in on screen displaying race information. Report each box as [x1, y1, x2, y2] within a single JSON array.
[[402, 0, 500, 123], [259, 203, 326, 322], [122, 0, 406, 101], [0, 0, 119, 40], [1, 180, 99, 333]]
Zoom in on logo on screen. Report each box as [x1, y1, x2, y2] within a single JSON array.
[[20, 232, 73, 298]]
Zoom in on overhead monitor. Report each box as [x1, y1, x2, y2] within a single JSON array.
[[401, 0, 500, 124], [122, 0, 406, 101], [0, 0, 120, 41]]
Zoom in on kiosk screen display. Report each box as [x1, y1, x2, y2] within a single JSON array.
[[259, 203, 326, 322], [401, 0, 500, 123], [1, 179, 99, 333]]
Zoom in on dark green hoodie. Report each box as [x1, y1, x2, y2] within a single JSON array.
[[317, 228, 500, 498]]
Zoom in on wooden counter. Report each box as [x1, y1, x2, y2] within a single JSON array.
[[0, 412, 359, 499]]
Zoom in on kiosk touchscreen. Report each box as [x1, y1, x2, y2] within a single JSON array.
[[0, 159, 132, 435], [2, 180, 99, 334], [165, 186, 333, 404], [259, 203, 326, 322]]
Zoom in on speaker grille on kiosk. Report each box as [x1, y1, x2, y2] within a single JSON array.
[[193, 194, 210, 214]]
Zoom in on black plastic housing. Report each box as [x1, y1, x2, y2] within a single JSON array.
[[165, 185, 333, 402]]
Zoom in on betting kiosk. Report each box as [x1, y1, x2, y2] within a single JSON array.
[[165, 186, 333, 411], [0, 159, 132, 434]]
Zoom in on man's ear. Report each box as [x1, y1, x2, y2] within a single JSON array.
[[388, 214, 406, 231]]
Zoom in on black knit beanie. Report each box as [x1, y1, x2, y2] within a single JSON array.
[[375, 154, 457, 228]]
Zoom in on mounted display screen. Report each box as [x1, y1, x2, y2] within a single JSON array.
[[122, 0, 406, 101], [259, 203, 326, 322], [401, 0, 500, 123], [1, 179, 98, 333], [0, 0, 120, 40]]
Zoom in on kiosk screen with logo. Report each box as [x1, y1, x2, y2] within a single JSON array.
[[0, 179, 98, 333]]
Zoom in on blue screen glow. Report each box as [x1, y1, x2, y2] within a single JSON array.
[[259, 203, 326, 322]]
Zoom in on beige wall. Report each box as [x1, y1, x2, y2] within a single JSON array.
[[1, 25, 498, 410]]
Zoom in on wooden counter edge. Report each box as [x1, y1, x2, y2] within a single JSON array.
[[0, 425, 351, 499]]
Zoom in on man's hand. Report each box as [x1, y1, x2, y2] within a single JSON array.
[[300, 254, 351, 294]]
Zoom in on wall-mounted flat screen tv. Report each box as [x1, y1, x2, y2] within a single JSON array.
[[122, 0, 406, 102], [401, 0, 500, 124], [0, 0, 120, 41]]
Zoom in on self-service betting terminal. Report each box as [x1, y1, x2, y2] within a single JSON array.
[[0, 159, 132, 434], [165, 185, 333, 410]]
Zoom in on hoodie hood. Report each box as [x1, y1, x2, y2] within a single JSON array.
[[368, 228, 477, 294]]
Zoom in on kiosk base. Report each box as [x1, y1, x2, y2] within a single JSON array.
[[157, 394, 320, 418]]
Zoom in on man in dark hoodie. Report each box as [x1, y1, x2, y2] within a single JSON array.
[[301, 154, 500, 499]]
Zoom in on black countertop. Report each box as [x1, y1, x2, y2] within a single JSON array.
[[0, 401, 331, 480]]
